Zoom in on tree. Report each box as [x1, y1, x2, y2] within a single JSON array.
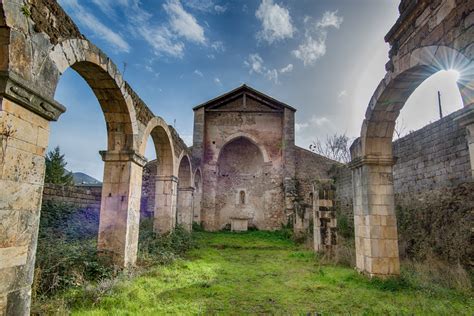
[[45, 146, 74, 185], [309, 134, 351, 164]]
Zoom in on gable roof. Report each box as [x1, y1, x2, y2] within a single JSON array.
[[193, 84, 297, 112]]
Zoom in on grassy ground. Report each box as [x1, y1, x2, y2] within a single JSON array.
[[69, 231, 472, 315]]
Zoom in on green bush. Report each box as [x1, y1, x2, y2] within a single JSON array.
[[138, 218, 195, 266], [33, 202, 114, 299]]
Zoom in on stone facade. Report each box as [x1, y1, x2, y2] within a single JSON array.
[[190, 85, 336, 231]]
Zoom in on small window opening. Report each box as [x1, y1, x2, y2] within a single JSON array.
[[239, 190, 246, 204]]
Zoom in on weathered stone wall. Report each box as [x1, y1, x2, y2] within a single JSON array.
[[294, 147, 336, 206], [141, 160, 157, 217], [194, 88, 293, 231], [393, 107, 471, 193], [42, 183, 101, 211], [335, 108, 472, 216]]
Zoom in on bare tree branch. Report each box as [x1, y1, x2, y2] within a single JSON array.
[[309, 134, 351, 163]]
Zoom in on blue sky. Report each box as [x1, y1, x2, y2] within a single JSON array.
[[52, 0, 464, 180]]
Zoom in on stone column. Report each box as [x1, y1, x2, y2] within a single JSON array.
[[98, 150, 147, 268], [455, 107, 474, 178], [0, 73, 65, 314], [177, 187, 195, 231], [349, 157, 400, 277], [154, 175, 178, 234]]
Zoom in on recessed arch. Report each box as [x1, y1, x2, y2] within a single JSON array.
[[194, 168, 202, 191], [140, 117, 176, 177], [177, 153, 192, 188], [218, 132, 270, 163]]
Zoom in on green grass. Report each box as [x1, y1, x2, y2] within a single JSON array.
[[69, 231, 472, 315]]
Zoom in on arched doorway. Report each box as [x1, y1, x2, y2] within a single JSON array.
[[140, 117, 176, 234], [176, 154, 193, 231], [350, 45, 474, 277], [216, 136, 265, 229]]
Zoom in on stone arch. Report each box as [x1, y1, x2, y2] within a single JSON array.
[[351, 45, 474, 278], [140, 116, 176, 175], [176, 154, 194, 230], [139, 117, 177, 234], [218, 132, 270, 163], [358, 46, 473, 159], [45, 39, 146, 270], [48, 39, 138, 152]]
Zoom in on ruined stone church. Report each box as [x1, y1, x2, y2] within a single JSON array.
[[143, 84, 336, 232]]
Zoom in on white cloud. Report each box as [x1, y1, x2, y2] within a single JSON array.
[[194, 69, 204, 77], [317, 10, 343, 29], [295, 122, 309, 133], [211, 41, 225, 52], [292, 35, 326, 66], [280, 63, 293, 73], [266, 69, 279, 84], [245, 54, 265, 74], [245, 54, 293, 84], [292, 10, 343, 66], [184, 0, 226, 14], [256, 0, 294, 44], [60, 0, 130, 53], [164, 0, 206, 44], [214, 5, 227, 13], [295, 116, 330, 134], [214, 77, 222, 85], [138, 25, 185, 58], [310, 116, 330, 126]]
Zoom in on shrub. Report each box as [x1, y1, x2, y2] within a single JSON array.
[[33, 202, 113, 299], [138, 218, 195, 266]]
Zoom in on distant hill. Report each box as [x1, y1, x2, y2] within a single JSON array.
[[72, 172, 102, 186]]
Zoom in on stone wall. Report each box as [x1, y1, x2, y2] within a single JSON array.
[[42, 183, 101, 211], [334, 107, 471, 214], [294, 147, 336, 206], [393, 107, 471, 193]]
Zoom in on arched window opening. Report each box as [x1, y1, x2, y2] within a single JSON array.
[[240, 190, 246, 205]]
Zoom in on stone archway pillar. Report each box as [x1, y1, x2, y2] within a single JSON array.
[[0, 72, 65, 314], [455, 107, 474, 178], [177, 187, 195, 231], [98, 150, 147, 268], [349, 156, 400, 277], [154, 175, 178, 234]]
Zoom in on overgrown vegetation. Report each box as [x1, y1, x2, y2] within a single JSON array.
[[396, 182, 473, 266], [65, 231, 472, 315], [32, 204, 194, 314], [33, 202, 111, 300]]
